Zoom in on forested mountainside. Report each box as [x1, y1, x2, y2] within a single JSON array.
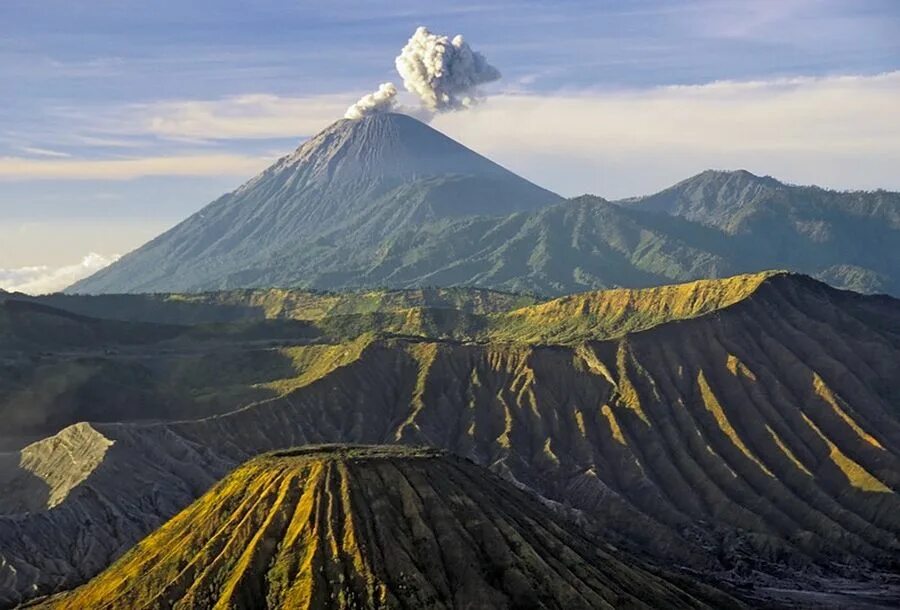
[[66, 114, 900, 297]]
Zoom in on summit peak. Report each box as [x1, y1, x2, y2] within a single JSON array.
[[46, 444, 727, 609], [273, 111, 519, 185]]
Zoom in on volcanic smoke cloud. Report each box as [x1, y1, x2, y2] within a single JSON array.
[[344, 82, 397, 120], [396, 26, 501, 112], [345, 26, 501, 120]]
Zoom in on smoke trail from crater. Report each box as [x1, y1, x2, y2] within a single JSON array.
[[344, 82, 398, 120]]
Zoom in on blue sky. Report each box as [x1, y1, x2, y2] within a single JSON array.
[[1, 0, 899, 290]]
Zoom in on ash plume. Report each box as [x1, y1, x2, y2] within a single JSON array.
[[344, 82, 398, 120], [396, 26, 501, 112], [346, 26, 500, 121]]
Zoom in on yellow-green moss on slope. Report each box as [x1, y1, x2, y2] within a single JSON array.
[[493, 271, 781, 343], [43, 446, 731, 610], [300, 272, 787, 345], [261, 334, 375, 394]]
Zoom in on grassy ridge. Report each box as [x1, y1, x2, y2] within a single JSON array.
[[0, 272, 797, 448]]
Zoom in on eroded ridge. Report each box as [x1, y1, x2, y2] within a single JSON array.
[[42, 445, 729, 609]]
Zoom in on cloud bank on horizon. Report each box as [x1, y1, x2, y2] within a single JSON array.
[[3, 0, 898, 268], [0, 253, 118, 295], [345, 26, 501, 121], [5, 71, 896, 197]]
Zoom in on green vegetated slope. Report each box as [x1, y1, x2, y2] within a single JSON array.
[[0, 300, 184, 350], [63, 114, 900, 298], [67, 113, 561, 295], [20, 271, 782, 344], [0, 301, 201, 448], [248, 271, 781, 344], [0, 285, 525, 443], [2, 272, 898, 608], [620, 169, 900, 295], [0, 285, 529, 449], [360, 179, 900, 297], [492, 271, 776, 343], [41, 446, 733, 610], [0, 317, 374, 451]]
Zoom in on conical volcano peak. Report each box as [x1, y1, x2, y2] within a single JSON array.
[[274, 112, 521, 186], [45, 444, 728, 609], [67, 110, 560, 294]]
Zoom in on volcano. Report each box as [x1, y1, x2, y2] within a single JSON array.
[[67, 115, 900, 297], [68, 113, 560, 294], [39, 445, 732, 609]]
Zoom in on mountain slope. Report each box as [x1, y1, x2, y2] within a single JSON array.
[[621, 169, 900, 294], [354, 187, 900, 297], [493, 271, 777, 343], [68, 113, 560, 294], [0, 273, 777, 450], [66, 122, 900, 297], [317, 196, 739, 295], [3, 273, 899, 608], [40, 445, 731, 610], [622, 169, 900, 232]]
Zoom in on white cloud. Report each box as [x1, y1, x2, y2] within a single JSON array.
[[427, 71, 900, 197], [0, 253, 118, 295], [0, 94, 349, 180], [3, 72, 897, 196], [0, 153, 274, 181], [135, 94, 348, 140], [19, 147, 71, 158]]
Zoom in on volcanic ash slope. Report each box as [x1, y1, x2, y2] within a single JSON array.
[[40, 445, 733, 610]]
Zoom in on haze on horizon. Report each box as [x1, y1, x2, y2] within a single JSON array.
[[1, 0, 899, 293]]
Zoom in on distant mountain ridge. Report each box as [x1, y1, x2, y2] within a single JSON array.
[[619, 169, 900, 293], [68, 114, 900, 296], [621, 169, 900, 232]]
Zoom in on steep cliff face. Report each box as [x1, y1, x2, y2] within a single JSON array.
[[2, 273, 898, 607], [41, 446, 732, 610]]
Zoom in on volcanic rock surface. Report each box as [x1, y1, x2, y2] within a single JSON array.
[[2, 273, 898, 607], [37, 445, 733, 609]]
